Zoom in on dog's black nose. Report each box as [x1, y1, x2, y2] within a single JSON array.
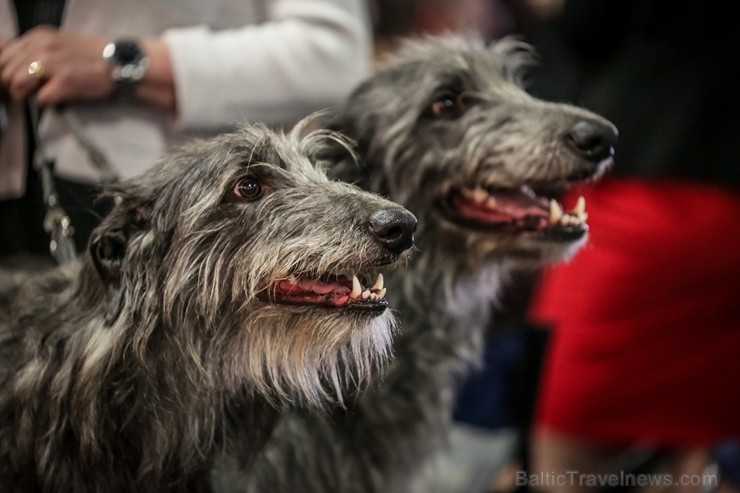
[[566, 119, 618, 163], [368, 208, 417, 255]]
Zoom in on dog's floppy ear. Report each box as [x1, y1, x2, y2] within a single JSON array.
[[489, 36, 538, 87], [90, 228, 127, 286], [90, 227, 127, 326], [89, 198, 152, 325], [291, 109, 335, 139]]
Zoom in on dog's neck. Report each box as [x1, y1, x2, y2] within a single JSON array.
[[2, 259, 279, 491], [326, 247, 505, 491]]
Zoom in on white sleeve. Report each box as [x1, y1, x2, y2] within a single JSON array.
[[162, 0, 372, 130]]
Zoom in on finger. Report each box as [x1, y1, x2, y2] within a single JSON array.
[[0, 37, 28, 68], [2, 48, 47, 101], [0, 52, 27, 89], [0, 34, 46, 99], [0, 26, 57, 68], [24, 24, 58, 38], [0, 38, 33, 87], [35, 75, 63, 107], [8, 66, 45, 101]]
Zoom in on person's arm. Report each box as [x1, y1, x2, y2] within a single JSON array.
[[137, 37, 176, 113], [0, 0, 371, 128], [162, 0, 372, 129], [0, 26, 175, 112]]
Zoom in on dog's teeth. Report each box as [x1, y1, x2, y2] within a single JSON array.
[[570, 211, 587, 224], [485, 196, 497, 209], [561, 213, 583, 226], [287, 275, 297, 284], [380, 288, 387, 299], [350, 275, 362, 299], [361, 290, 370, 300], [471, 186, 488, 203], [549, 199, 563, 224], [372, 273, 384, 291], [573, 196, 586, 215]]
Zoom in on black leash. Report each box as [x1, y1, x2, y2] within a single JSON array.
[[28, 99, 77, 265], [27, 101, 120, 265], [59, 107, 119, 185]]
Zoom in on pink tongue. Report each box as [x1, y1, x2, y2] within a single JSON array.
[[489, 190, 548, 216], [494, 197, 547, 218], [454, 191, 547, 221], [278, 278, 350, 295]]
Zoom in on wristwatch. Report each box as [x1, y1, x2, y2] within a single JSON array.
[[102, 39, 150, 97]]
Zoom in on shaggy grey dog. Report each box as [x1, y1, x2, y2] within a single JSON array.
[[0, 121, 416, 492], [223, 35, 617, 493]]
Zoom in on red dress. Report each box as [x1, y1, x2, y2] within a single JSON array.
[[529, 178, 740, 447]]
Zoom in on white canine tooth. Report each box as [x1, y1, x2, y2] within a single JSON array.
[[350, 275, 362, 299], [361, 290, 370, 300], [471, 186, 488, 203], [380, 288, 387, 299], [372, 273, 384, 291], [485, 196, 497, 209], [549, 199, 563, 224], [287, 275, 297, 284], [573, 196, 586, 215]]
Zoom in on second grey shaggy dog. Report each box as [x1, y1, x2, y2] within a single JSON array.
[[0, 121, 416, 492], [222, 35, 618, 493]]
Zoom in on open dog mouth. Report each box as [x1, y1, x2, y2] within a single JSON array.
[[440, 185, 588, 241], [258, 273, 388, 313]]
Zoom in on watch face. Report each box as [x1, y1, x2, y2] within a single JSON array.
[[115, 41, 144, 65], [104, 40, 150, 87]]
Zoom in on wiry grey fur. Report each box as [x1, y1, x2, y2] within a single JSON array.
[[220, 34, 616, 493], [0, 121, 415, 492]]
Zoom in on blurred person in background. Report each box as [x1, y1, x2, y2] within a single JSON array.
[[517, 1, 740, 491], [0, 0, 371, 262]]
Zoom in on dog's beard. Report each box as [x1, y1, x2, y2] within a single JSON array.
[[219, 305, 397, 408]]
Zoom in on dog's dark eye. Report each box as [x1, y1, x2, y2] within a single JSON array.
[[233, 176, 262, 200], [429, 92, 468, 119]]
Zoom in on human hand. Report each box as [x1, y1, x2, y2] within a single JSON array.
[[0, 25, 114, 107]]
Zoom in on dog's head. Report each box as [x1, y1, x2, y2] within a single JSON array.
[[329, 34, 617, 269], [87, 121, 416, 406]]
